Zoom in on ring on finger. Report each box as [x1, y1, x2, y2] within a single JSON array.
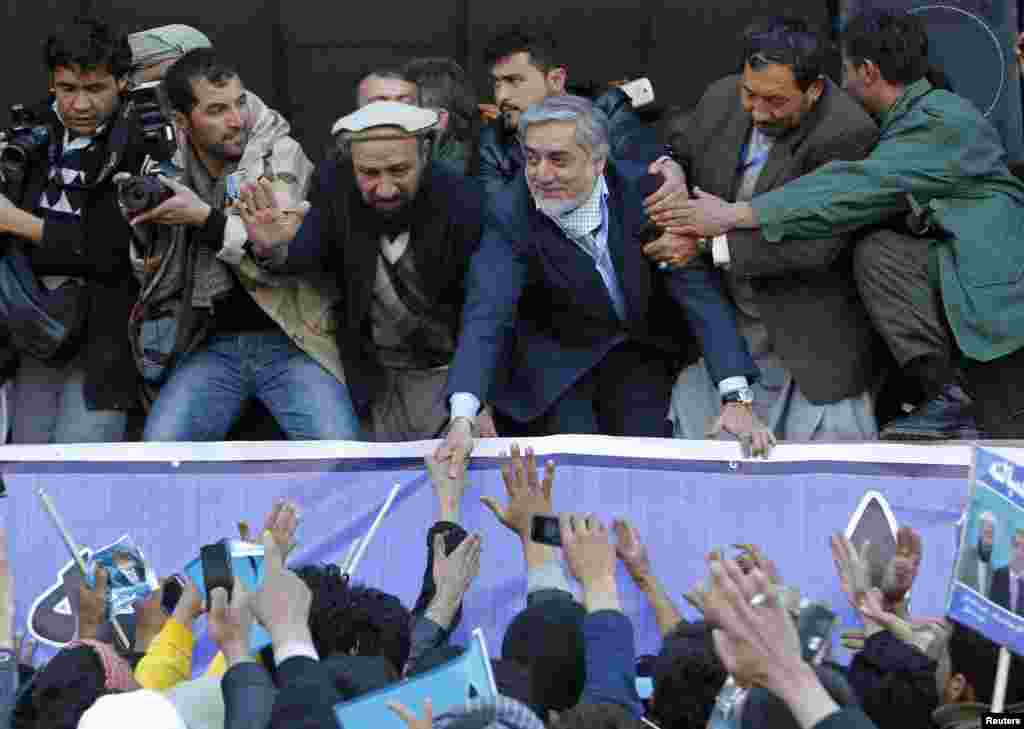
[[750, 593, 767, 607]]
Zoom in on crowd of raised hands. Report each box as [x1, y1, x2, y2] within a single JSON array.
[[0, 447, 1015, 729]]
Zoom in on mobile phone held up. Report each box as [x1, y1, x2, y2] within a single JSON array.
[[531, 514, 562, 547]]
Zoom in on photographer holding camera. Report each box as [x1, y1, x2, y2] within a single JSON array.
[[0, 17, 147, 444], [124, 48, 358, 442]]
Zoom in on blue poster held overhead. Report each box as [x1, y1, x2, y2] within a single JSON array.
[[948, 447, 1024, 654]]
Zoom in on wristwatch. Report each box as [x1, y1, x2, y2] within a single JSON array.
[[722, 386, 754, 406]]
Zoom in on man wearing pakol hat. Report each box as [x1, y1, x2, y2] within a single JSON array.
[[127, 24, 212, 85], [238, 101, 494, 442], [123, 48, 360, 442]]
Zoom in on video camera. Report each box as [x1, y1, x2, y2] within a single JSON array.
[[117, 81, 181, 216], [0, 104, 50, 206]]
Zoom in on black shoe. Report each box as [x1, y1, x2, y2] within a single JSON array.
[[880, 384, 979, 441]]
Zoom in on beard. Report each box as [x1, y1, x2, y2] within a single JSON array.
[[205, 129, 249, 163]]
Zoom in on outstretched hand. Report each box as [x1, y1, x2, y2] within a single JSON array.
[[434, 417, 475, 481], [480, 444, 555, 539], [613, 518, 653, 585], [236, 178, 310, 257]]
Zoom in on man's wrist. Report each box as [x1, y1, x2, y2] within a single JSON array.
[[190, 202, 213, 227], [222, 640, 251, 666], [582, 575, 621, 613], [769, 662, 840, 729], [269, 623, 314, 648], [424, 589, 461, 630], [731, 202, 757, 230]]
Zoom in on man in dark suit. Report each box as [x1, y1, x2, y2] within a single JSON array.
[[436, 94, 760, 471], [647, 17, 882, 442], [990, 528, 1024, 614]]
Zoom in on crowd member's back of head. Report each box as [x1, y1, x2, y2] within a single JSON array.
[[291, 564, 411, 675], [842, 9, 930, 86], [551, 702, 645, 729], [502, 598, 586, 719], [939, 620, 1024, 706], [402, 57, 478, 141], [739, 15, 832, 92], [27, 645, 123, 729], [650, 621, 727, 729]]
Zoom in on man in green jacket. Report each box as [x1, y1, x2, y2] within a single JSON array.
[[664, 9, 1024, 439]]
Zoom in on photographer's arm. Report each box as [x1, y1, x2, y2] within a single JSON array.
[[0, 197, 43, 243]]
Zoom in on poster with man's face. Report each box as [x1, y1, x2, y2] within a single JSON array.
[[948, 447, 1024, 654]]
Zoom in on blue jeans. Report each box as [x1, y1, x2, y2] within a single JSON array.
[[143, 330, 361, 442], [11, 355, 128, 444]]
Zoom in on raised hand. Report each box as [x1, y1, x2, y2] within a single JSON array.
[[264, 500, 301, 561], [613, 518, 652, 585], [434, 417, 475, 481], [560, 513, 617, 595], [830, 534, 873, 612], [425, 451, 470, 523], [480, 444, 555, 539], [249, 528, 312, 646], [425, 533, 483, 629], [236, 178, 310, 257], [208, 577, 252, 666]]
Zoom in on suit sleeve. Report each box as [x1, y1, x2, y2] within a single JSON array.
[[270, 656, 345, 729], [445, 209, 530, 403], [727, 122, 879, 278], [223, 661, 277, 729]]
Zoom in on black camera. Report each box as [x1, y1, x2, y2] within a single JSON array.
[[128, 81, 176, 163], [117, 173, 174, 215], [0, 104, 50, 205]]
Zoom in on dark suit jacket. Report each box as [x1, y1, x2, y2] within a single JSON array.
[[447, 159, 695, 423], [223, 662, 276, 729], [991, 565, 1015, 612], [670, 75, 882, 403], [284, 161, 485, 414], [270, 656, 345, 729]]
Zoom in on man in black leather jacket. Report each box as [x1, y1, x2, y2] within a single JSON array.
[[477, 29, 664, 197]]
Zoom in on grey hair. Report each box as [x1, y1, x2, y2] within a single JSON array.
[[517, 94, 611, 161]]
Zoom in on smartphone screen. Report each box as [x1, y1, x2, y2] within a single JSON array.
[[161, 575, 184, 615], [531, 514, 562, 547]]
